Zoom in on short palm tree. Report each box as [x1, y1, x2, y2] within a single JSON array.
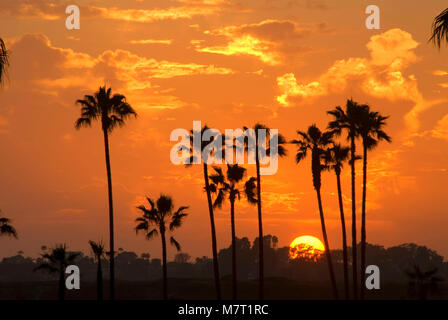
[[89, 240, 105, 300], [327, 99, 364, 299], [406, 265, 444, 300], [0, 38, 9, 86], [183, 125, 222, 299], [325, 144, 350, 299], [209, 164, 257, 299], [0, 212, 17, 239], [244, 123, 287, 300], [291, 124, 338, 299], [75, 86, 137, 300], [34, 244, 79, 300], [430, 8, 448, 48], [135, 195, 188, 300], [356, 105, 391, 299]]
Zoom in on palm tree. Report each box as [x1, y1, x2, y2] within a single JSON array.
[[135, 195, 188, 300], [325, 144, 350, 299], [209, 164, 257, 300], [0, 212, 17, 238], [75, 86, 136, 299], [183, 125, 222, 299], [244, 123, 287, 300], [0, 38, 9, 86], [327, 99, 364, 299], [291, 124, 338, 299], [430, 8, 448, 48], [34, 244, 79, 300], [357, 106, 391, 299], [406, 265, 444, 300], [89, 240, 105, 300]]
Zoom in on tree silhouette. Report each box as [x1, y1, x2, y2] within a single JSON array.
[[209, 164, 257, 299], [291, 124, 338, 299], [135, 194, 188, 300], [0, 38, 9, 86], [244, 123, 287, 299], [325, 143, 350, 299], [327, 99, 364, 299], [34, 244, 79, 300], [183, 125, 222, 299], [430, 8, 448, 48], [0, 211, 17, 239], [406, 265, 444, 300], [89, 240, 105, 300], [357, 105, 391, 299], [75, 86, 136, 300]]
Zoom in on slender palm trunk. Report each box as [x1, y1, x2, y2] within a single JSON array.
[[336, 170, 350, 299], [97, 257, 103, 300], [161, 229, 168, 300], [230, 198, 237, 300], [350, 134, 358, 299], [58, 266, 65, 301], [203, 163, 222, 300], [316, 189, 338, 299], [103, 129, 115, 300], [360, 143, 368, 300], [255, 140, 264, 300]]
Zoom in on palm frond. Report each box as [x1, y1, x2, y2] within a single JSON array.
[[170, 236, 181, 251]]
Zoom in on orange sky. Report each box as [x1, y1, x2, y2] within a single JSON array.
[[1, 0, 448, 261]]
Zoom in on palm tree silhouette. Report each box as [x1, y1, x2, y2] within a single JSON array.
[[0, 212, 17, 239], [325, 144, 350, 299], [89, 240, 105, 300], [327, 99, 364, 299], [291, 124, 338, 299], [357, 105, 391, 299], [75, 86, 136, 300], [406, 265, 444, 300], [135, 195, 188, 300], [209, 164, 257, 300], [34, 244, 79, 300], [0, 38, 9, 86], [430, 8, 448, 48], [183, 125, 222, 299], [244, 123, 287, 300]]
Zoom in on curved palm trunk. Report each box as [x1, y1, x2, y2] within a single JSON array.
[[315, 189, 338, 299], [203, 163, 222, 300], [103, 129, 115, 300], [255, 141, 264, 300], [161, 229, 168, 300], [230, 198, 237, 300], [350, 134, 358, 300], [360, 143, 368, 300], [58, 266, 65, 301], [336, 170, 350, 299], [97, 257, 103, 300]]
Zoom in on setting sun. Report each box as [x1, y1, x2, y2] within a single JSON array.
[[289, 235, 325, 260]]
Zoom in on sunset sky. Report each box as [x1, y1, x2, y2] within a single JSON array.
[[1, 0, 448, 261]]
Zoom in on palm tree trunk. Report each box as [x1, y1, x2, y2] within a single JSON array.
[[161, 229, 168, 300], [316, 188, 338, 299], [97, 257, 103, 300], [350, 134, 358, 300], [230, 198, 237, 300], [203, 163, 222, 300], [360, 143, 368, 300], [103, 129, 115, 300], [255, 140, 264, 300], [59, 267, 65, 301], [336, 171, 350, 299]]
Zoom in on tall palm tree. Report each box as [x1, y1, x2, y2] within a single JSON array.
[[183, 125, 222, 299], [430, 8, 448, 48], [0, 38, 9, 86], [34, 244, 79, 300], [209, 164, 257, 300], [244, 123, 287, 300], [89, 240, 105, 300], [135, 195, 188, 300], [0, 211, 17, 238], [327, 99, 364, 299], [291, 124, 338, 299], [325, 144, 350, 299], [75, 86, 136, 300], [357, 106, 391, 300]]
